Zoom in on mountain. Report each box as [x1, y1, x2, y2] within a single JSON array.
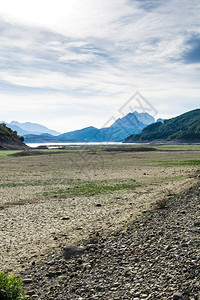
[[156, 118, 165, 123], [24, 112, 155, 143], [132, 111, 155, 125], [58, 126, 100, 142], [124, 109, 200, 143], [0, 121, 60, 136], [0, 123, 29, 150]]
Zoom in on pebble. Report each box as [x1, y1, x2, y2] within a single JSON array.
[[23, 278, 33, 284], [173, 292, 183, 299]]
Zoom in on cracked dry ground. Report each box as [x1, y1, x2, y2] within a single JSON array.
[[0, 146, 199, 299]]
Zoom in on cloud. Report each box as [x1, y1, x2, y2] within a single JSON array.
[[182, 35, 200, 64], [0, 0, 199, 131]]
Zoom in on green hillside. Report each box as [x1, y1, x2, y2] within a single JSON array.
[[124, 109, 200, 143], [0, 123, 28, 150]]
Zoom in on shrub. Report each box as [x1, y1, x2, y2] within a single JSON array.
[[0, 271, 27, 300]]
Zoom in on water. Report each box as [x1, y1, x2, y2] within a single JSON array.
[[26, 142, 132, 148]]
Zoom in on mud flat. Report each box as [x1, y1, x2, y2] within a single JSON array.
[[0, 145, 199, 276]]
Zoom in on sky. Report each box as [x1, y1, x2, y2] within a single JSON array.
[[0, 0, 199, 133]]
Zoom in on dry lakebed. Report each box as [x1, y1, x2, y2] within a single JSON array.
[[0, 145, 199, 299]]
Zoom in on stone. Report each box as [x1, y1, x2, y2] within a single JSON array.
[[194, 222, 200, 227], [23, 278, 33, 284], [164, 245, 171, 251], [173, 292, 183, 299], [64, 245, 86, 259]]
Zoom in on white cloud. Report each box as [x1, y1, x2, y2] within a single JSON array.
[[0, 0, 199, 131]]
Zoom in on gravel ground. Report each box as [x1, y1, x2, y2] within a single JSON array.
[[20, 178, 200, 300], [1, 149, 197, 274]]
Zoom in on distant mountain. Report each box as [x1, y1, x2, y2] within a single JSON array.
[[132, 111, 155, 125], [24, 111, 155, 143], [156, 118, 165, 123], [58, 126, 100, 142], [0, 123, 28, 150], [0, 121, 60, 136], [124, 109, 200, 143]]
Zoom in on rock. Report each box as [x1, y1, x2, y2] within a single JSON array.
[[63, 245, 86, 259], [26, 290, 36, 296], [23, 278, 33, 284], [95, 203, 102, 207], [194, 222, 200, 227], [173, 292, 183, 299], [164, 245, 171, 251], [62, 217, 70, 220]]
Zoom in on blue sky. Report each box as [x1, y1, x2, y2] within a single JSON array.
[[0, 0, 199, 132]]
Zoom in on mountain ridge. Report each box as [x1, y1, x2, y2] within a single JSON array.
[[23, 111, 155, 143], [0, 121, 60, 136], [124, 109, 200, 143]]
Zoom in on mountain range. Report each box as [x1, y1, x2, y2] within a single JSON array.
[[21, 111, 155, 143], [0, 121, 60, 136], [124, 109, 200, 143], [1, 109, 200, 145]]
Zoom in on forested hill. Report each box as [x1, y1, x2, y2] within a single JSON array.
[[124, 109, 200, 143], [0, 123, 28, 150]]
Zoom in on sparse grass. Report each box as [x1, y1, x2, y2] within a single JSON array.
[[155, 144, 200, 151], [156, 159, 200, 167], [0, 180, 56, 188], [0, 150, 21, 158], [42, 179, 140, 198]]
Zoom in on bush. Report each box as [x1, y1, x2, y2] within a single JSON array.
[[0, 271, 27, 300]]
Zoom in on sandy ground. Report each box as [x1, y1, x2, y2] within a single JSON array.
[[0, 148, 199, 274]]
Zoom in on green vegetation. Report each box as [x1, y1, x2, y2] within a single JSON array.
[[125, 109, 200, 143], [0, 151, 21, 158], [0, 124, 21, 142], [156, 159, 200, 167], [42, 179, 140, 198], [0, 271, 27, 300], [155, 144, 200, 150], [0, 124, 25, 149], [0, 180, 56, 188]]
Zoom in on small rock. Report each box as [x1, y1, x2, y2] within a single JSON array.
[[95, 203, 102, 207], [64, 245, 86, 259], [76, 227, 82, 230], [173, 292, 183, 299], [194, 222, 200, 227], [23, 278, 33, 284], [164, 245, 171, 251], [62, 217, 70, 220], [26, 290, 36, 296]]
